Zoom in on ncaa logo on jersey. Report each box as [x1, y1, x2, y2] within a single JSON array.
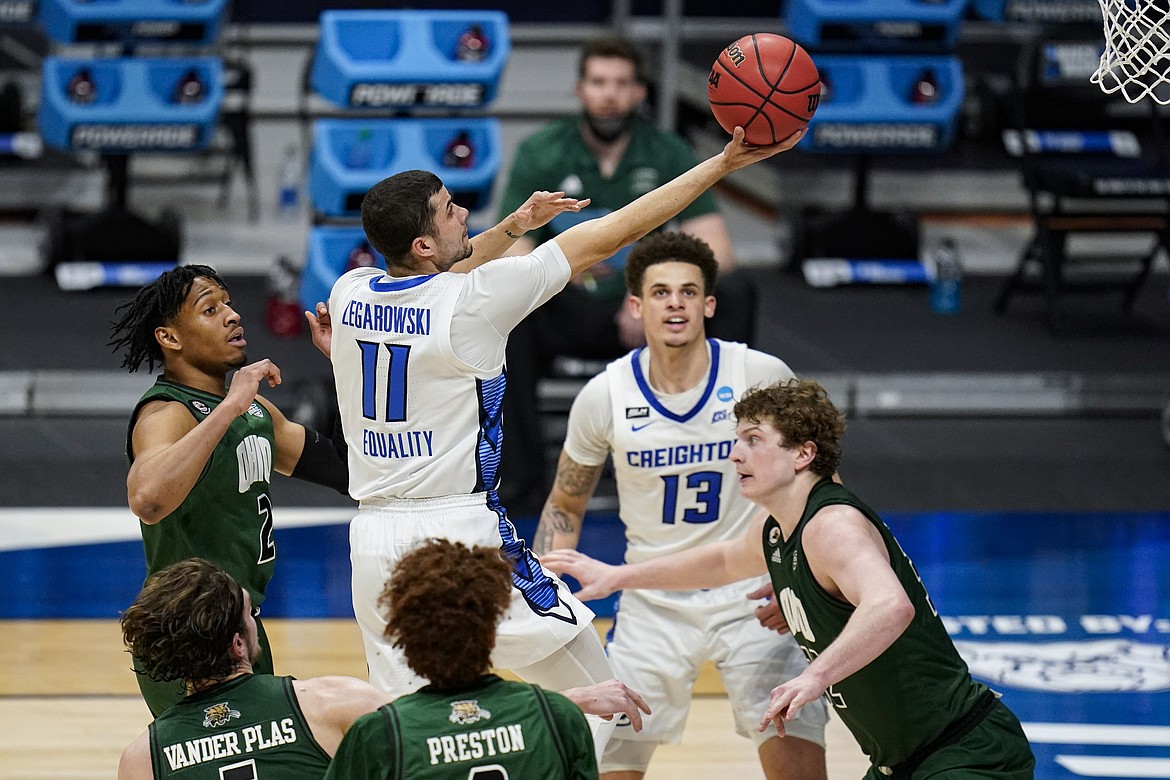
[[191, 400, 211, 415], [717, 386, 735, 403], [202, 702, 241, 728], [448, 700, 492, 725]]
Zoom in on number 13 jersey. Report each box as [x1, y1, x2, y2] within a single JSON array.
[[565, 339, 794, 563]]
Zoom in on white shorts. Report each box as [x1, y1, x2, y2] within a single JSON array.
[[349, 493, 596, 697], [603, 576, 828, 752]]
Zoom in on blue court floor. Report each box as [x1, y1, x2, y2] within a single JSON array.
[[3, 507, 1168, 779]]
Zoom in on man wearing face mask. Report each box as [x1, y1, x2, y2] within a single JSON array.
[[496, 35, 758, 513]]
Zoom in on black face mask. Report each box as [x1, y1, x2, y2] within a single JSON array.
[[583, 111, 633, 143]]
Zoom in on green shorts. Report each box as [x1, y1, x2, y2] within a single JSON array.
[[864, 700, 1036, 780]]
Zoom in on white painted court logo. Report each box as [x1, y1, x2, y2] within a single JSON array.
[[449, 700, 491, 725], [956, 639, 1170, 692]]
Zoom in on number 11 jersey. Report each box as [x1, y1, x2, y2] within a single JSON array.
[[329, 243, 571, 502]]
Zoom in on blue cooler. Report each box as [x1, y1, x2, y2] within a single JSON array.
[[310, 9, 510, 109], [308, 117, 501, 217], [38, 0, 228, 45], [299, 225, 387, 313], [786, 0, 967, 51], [39, 56, 224, 152], [801, 55, 965, 153]]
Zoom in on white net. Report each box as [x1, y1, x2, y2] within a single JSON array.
[[1092, 0, 1170, 103]]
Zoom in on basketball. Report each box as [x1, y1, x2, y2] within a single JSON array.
[[708, 33, 821, 146]]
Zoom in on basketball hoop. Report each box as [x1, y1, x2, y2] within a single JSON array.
[[1092, 0, 1170, 103]]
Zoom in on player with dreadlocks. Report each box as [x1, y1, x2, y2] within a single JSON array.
[[109, 264, 348, 716]]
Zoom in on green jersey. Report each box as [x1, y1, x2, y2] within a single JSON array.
[[148, 674, 331, 780], [497, 115, 719, 301], [325, 675, 597, 780], [128, 378, 277, 606], [763, 479, 987, 769]]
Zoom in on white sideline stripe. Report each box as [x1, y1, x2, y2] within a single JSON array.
[[1055, 756, 1170, 777], [0, 507, 354, 552], [1023, 723, 1170, 746]]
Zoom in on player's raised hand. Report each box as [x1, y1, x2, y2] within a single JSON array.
[[226, 359, 282, 413], [758, 672, 827, 736], [561, 679, 652, 732], [746, 582, 790, 633], [305, 302, 332, 358], [721, 126, 804, 170], [538, 549, 621, 601], [512, 190, 593, 233]]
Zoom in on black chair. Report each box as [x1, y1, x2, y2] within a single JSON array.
[[995, 31, 1170, 333]]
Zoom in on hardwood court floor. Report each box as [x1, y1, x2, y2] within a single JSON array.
[[0, 619, 869, 779]]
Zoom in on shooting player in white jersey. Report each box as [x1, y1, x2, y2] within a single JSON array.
[[311, 127, 803, 759], [532, 232, 827, 780]]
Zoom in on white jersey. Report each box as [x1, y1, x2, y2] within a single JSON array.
[[564, 339, 794, 564], [330, 241, 571, 501]]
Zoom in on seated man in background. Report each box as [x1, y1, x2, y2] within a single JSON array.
[[496, 35, 759, 510], [325, 539, 646, 780]]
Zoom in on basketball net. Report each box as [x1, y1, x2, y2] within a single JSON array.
[[1092, 0, 1170, 103]]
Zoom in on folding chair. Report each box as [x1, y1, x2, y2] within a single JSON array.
[[995, 31, 1170, 333]]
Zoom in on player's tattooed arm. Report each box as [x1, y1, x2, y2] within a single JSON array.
[[534, 451, 602, 556]]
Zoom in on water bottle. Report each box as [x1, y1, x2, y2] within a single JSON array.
[[66, 68, 97, 105], [442, 131, 475, 169], [454, 24, 489, 62], [265, 255, 303, 338], [275, 144, 300, 220], [929, 238, 962, 314], [172, 68, 205, 104]]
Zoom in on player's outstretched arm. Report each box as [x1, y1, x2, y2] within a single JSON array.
[[533, 450, 603, 555], [561, 679, 652, 732], [452, 191, 592, 273], [554, 126, 802, 277], [758, 505, 914, 734], [541, 510, 769, 600]]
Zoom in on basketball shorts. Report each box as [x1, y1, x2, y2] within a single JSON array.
[[864, 698, 1036, 780], [603, 576, 828, 756], [350, 493, 596, 697]]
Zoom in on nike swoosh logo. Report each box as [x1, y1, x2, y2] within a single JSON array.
[[631, 422, 655, 432]]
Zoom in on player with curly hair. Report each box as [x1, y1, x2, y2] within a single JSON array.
[[543, 379, 1035, 779], [326, 539, 610, 780], [117, 558, 391, 780]]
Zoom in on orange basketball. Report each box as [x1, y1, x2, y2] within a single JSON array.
[[708, 33, 821, 145]]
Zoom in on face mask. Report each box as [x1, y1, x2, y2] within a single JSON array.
[[584, 111, 633, 143]]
